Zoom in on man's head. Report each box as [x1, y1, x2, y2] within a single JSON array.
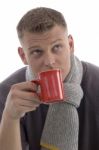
[[17, 7, 74, 81], [17, 7, 67, 39]]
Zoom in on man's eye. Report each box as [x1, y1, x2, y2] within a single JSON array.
[[53, 44, 62, 52], [30, 49, 43, 57]]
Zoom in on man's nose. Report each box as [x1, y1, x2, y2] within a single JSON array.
[[44, 52, 55, 67]]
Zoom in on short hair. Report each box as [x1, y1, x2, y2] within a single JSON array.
[[16, 7, 67, 39]]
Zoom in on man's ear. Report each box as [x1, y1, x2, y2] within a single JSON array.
[[68, 34, 74, 53], [18, 47, 28, 65]]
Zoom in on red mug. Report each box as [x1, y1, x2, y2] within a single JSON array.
[[32, 69, 64, 103]]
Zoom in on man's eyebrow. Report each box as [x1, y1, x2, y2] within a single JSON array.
[[28, 46, 41, 50], [51, 39, 63, 44]]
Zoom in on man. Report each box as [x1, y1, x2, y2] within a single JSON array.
[[0, 7, 99, 150]]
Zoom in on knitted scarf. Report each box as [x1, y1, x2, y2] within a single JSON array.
[[26, 55, 83, 150]]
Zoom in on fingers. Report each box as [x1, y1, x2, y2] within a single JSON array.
[[10, 81, 41, 103], [11, 81, 38, 92], [4, 100, 39, 120], [11, 89, 41, 104], [3, 81, 41, 120], [13, 96, 40, 108]]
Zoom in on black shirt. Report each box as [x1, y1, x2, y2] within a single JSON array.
[[0, 62, 99, 150]]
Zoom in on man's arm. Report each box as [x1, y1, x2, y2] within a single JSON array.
[[0, 81, 41, 150], [0, 113, 22, 150]]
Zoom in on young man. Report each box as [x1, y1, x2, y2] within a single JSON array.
[[0, 7, 99, 150]]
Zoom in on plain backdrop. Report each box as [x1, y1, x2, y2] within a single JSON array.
[[0, 0, 99, 81]]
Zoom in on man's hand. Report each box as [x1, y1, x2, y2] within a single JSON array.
[[3, 81, 41, 120]]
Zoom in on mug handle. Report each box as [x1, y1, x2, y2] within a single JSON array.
[[31, 80, 42, 100], [31, 79, 40, 85]]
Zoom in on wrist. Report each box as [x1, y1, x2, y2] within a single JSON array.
[[2, 109, 20, 123]]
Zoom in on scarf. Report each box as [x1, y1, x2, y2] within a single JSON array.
[[26, 55, 83, 150]]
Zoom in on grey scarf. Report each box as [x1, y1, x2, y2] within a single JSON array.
[[26, 55, 83, 150]]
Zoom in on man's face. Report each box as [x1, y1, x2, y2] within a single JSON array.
[[18, 25, 74, 81]]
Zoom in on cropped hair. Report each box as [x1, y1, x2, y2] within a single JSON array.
[[16, 7, 67, 39]]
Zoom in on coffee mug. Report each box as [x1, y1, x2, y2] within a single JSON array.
[[32, 69, 64, 103]]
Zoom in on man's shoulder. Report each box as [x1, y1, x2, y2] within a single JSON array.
[[82, 61, 99, 97], [82, 61, 99, 82], [0, 67, 26, 93], [82, 61, 99, 75]]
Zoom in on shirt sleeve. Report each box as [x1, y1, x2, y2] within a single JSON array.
[[0, 83, 8, 122]]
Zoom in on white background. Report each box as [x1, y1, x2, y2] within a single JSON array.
[[0, 0, 99, 82]]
